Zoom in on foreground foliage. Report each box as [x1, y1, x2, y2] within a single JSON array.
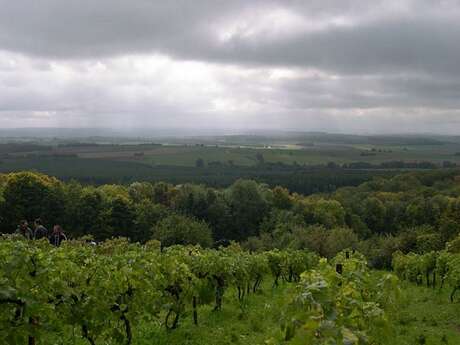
[[0, 237, 317, 344], [274, 251, 400, 345], [0, 237, 402, 345]]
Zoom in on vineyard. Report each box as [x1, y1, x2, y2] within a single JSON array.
[[0, 236, 402, 345], [392, 248, 460, 302]]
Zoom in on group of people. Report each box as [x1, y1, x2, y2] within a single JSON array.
[[16, 219, 67, 246]]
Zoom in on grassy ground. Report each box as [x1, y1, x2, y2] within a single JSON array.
[[393, 282, 460, 345]]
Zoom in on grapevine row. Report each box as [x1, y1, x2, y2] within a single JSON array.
[[392, 250, 460, 301], [0, 236, 316, 345], [275, 250, 400, 344]]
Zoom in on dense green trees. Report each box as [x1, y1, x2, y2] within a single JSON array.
[[1, 170, 460, 264], [72, 189, 108, 239], [133, 201, 170, 243], [226, 180, 270, 240], [152, 214, 213, 248], [1, 172, 64, 229]]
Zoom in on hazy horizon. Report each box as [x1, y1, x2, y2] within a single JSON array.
[[1, 127, 459, 139], [1, 1, 460, 134]]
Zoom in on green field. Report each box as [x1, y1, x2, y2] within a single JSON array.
[[4, 143, 460, 169], [2, 133, 459, 195], [3, 132, 460, 169], [1, 132, 460, 193], [64, 144, 460, 167]]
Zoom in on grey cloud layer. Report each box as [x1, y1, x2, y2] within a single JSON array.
[[1, 0, 460, 132], [1, 0, 459, 74]]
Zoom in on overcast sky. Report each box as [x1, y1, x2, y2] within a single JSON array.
[[1, 0, 460, 134]]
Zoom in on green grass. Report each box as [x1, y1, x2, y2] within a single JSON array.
[[393, 282, 460, 345]]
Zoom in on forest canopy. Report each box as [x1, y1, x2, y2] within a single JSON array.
[[1, 170, 460, 268]]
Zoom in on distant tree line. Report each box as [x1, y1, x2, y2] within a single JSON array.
[[0, 158, 395, 195], [342, 160, 456, 169]]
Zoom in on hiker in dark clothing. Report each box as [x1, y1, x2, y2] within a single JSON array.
[[15, 220, 33, 239], [33, 218, 49, 240], [49, 225, 67, 246]]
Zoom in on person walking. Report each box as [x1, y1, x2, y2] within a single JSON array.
[[49, 225, 67, 246]]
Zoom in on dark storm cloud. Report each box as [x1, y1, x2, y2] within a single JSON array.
[[216, 17, 460, 76], [0, 1, 247, 58], [0, 0, 459, 75]]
